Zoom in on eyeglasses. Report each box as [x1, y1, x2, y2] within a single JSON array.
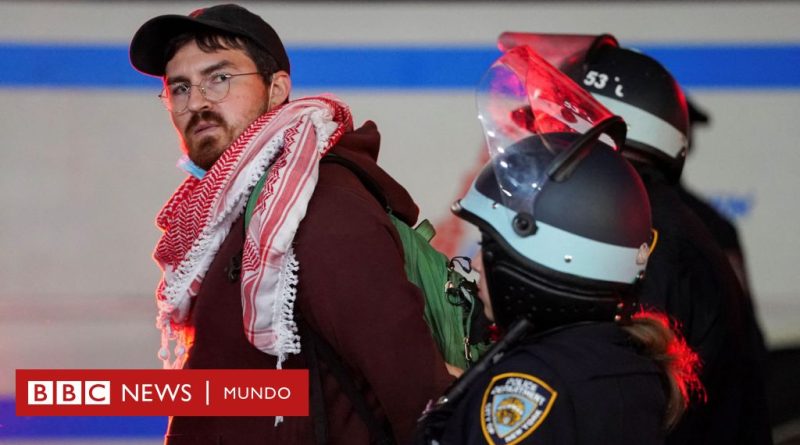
[[158, 72, 264, 114]]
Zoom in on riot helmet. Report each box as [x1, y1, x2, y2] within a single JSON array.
[[500, 32, 690, 182], [453, 46, 653, 332]]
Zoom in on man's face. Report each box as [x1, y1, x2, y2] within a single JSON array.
[[164, 40, 270, 170]]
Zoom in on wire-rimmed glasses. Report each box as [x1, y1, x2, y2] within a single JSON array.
[[158, 72, 263, 114]]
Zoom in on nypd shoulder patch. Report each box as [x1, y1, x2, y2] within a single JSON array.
[[480, 372, 557, 445]]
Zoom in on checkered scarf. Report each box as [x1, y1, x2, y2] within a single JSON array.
[[153, 95, 352, 369]]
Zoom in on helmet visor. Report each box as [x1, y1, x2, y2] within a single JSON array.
[[476, 45, 621, 217]]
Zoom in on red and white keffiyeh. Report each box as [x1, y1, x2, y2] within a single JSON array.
[[153, 95, 352, 369]]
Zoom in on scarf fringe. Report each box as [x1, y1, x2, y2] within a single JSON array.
[[273, 248, 301, 431], [275, 248, 301, 370]]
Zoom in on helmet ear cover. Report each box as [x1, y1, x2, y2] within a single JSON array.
[[480, 231, 639, 333]]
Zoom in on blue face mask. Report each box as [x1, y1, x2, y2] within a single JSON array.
[[177, 154, 207, 179]]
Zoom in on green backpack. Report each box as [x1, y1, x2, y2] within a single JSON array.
[[387, 215, 491, 369], [245, 154, 491, 369]]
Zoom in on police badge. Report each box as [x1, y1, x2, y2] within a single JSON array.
[[480, 373, 557, 444]]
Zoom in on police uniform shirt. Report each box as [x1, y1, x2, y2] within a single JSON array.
[[435, 322, 667, 445]]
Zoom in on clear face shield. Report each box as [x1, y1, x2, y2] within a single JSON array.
[[475, 45, 626, 233]]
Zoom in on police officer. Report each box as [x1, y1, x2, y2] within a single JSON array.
[[415, 46, 700, 445], [552, 37, 772, 445]]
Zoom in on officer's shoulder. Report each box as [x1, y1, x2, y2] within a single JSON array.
[[495, 344, 560, 376], [506, 324, 653, 381]]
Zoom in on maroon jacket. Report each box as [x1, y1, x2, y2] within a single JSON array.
[[165, 121, 453, 445]]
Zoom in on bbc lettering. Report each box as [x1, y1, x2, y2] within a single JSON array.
[[28, 381, 111, 405]]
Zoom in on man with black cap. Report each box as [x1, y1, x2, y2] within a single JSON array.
[[130, 4, 452, 444]]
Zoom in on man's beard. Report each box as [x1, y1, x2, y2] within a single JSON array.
[[181, 100, 272, 171], [182, 110, 230, 171]]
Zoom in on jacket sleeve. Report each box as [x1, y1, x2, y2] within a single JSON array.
[[293, 171, 454, 444]]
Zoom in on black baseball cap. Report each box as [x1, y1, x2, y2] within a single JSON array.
[[130, 3, 290, 77]]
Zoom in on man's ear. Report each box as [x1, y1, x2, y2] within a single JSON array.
[[269, 71, 291, 108]]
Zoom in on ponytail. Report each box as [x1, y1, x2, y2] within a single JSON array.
[[621, 310, 704, 429]]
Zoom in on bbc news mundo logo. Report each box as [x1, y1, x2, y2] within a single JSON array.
[[16, 370, 308, 416]]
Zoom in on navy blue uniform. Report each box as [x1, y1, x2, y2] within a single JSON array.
[[639, 168, 771, 445], [429, 323, 667, 445]]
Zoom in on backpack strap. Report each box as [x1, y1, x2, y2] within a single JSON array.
[[244, 170, 270, 230]]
